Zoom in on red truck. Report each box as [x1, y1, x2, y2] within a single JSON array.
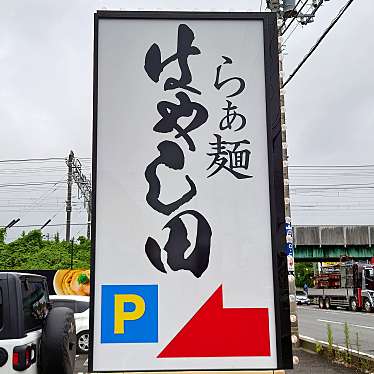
[[308, 261, 374, 312]]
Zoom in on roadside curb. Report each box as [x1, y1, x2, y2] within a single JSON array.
[[299, 335, 374, 369]]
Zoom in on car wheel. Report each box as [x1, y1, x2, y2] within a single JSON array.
[[77, 331, 90, 354], [364, 298, 372, 313], [325, 297, 331, 309], [319, 297, 325, 309], [350, 297, 358, 312], [39, 307, 76, 374]]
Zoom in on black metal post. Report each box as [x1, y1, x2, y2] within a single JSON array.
[[66, 151, 74, 241], [70, 238, 74, 269]]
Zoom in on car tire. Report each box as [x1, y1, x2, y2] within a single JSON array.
[[364, 298, 372, 313], [319, 297, 325, 309], [39, 307, 76, 374], [349, 297, 358, 312], [325, 297, 331, 309], [77, 331, 90, 354]]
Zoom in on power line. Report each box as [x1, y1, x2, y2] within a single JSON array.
[[0, 157, 65, 163], [293, 182, 374, 187], [280, 0, 306, 35], [289, 164, 374, 168], [0, 181, 66, 188], [282, 0, 355, 88], [0, 157, 91, 163], [18, 177, 66, 220], [282, 22, 301, 46], [1, 223, 87, 228], [282, 3, 315, 46]]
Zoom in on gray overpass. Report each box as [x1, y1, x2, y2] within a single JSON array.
[[293, 225, 374, 261]]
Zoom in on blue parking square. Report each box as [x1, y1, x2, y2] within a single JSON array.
[[101, 284, 158, 343]]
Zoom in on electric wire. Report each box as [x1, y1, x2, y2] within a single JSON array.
[[0, 156, 90, 240], [0, 157, 91, 164], [282, 0, 355, 88], [289, 163, 374, 221], [1, 223, 88, 228], [289, 164, 374, 168], [0, 157, 65, 163], [282, 22, 301, 46], [280, 0, 306, 35], [281, 3, 315, 47], [0, 181, 66, 188]]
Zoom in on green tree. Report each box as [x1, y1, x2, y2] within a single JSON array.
[[0, 228, 6, 245], [295, 262, 314, 288], [54, 232, 60, 243], [0, 229, 90, 270]]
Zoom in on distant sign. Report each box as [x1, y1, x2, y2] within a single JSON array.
[[285, 221, 295, 272], [90, 11, 292, 373], [0, 269, 90, 296]]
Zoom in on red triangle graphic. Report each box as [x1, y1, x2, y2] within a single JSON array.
[[158, 285, 270, 358]]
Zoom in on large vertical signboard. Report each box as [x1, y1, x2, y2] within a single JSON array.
[[90, 11, 292, 373]]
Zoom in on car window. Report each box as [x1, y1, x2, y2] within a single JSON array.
[[22, 280, 49, 332], [76, 301, 89, 313], [51, 299, 76, 311], [296, 291, 305, 296]]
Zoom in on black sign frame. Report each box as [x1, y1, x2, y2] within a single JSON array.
[[89, 10, 292, 373]]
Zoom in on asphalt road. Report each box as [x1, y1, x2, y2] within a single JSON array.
[[75, 355, 88, 374], [298, 305, 374, 355]]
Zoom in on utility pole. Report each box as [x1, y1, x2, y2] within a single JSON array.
[[87, 208, 91, 240], [267, 0, 300, 357], [65, 150, 74, 242], [70, 237, 75, 269], [69, 151, 92, 240]]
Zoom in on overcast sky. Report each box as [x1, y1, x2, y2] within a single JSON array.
[[0, 0, 372, 241]]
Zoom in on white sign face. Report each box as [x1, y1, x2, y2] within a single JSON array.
[[91, 12, 291, 373]]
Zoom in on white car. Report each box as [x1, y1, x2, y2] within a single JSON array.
[[296, 291, 310, 305], [49, 295, 90, 354]]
